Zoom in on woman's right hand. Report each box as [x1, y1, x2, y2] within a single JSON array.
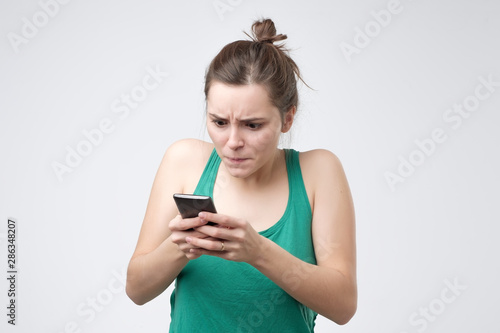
[[169, 214, 214, 260]]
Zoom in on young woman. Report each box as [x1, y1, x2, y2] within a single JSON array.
[[126, 18, 357, 332]]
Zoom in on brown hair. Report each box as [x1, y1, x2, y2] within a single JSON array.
[[204, 18, 304, 122]]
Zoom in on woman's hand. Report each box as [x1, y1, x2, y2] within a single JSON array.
[[168, 215, 217, 260], [184, 212, 265, 264]]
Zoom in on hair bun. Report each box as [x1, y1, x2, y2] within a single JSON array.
[[249, 18, 287, 45]]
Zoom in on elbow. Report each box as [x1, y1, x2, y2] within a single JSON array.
[[334, 302, 357, 325], [125, 263, 148, 306], [126, 282, 147, 306], [329, 287, 357, 325], [334, 273, 358, 325]]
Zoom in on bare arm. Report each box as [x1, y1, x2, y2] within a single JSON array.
[[126, 139, 211, 305], [259, 149, 357, 324]]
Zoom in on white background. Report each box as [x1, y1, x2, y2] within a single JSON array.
[[1, 0, 499, 332]]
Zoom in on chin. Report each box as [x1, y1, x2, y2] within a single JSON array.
[[224, 164, 251, 178], [227, 168, 249, 179]]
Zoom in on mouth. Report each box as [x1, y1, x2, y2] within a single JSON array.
[[226, 157, 248, 164]]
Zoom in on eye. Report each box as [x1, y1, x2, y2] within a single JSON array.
[[212, 119, 227, 127], [246, 123, 262, 130]]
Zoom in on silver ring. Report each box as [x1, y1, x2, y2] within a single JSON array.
[[220, 241, 225, 251]]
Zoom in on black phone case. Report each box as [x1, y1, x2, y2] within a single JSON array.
[[173, 194, 217, 225]]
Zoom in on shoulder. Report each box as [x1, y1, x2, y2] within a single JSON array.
[[164, 138, 214, 163], [297, 149, 349, 208], [159, 139, 214, 192], [299, 149, 344, 179]]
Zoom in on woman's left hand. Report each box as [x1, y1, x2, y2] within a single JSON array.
[[185, 212, 265, 265]]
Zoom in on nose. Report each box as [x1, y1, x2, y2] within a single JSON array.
[[227, 125, 244, 150]]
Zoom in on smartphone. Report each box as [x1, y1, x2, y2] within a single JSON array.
[[173, 193, 217, 225]]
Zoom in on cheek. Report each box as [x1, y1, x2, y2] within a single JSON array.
[[252, 128, 281, 150], [207, 126, 224, 144]]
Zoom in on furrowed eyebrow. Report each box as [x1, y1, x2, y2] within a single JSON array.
[[208, 113, 265, 123], [208, 113, 226, 120], [240, 117, 266, 123]]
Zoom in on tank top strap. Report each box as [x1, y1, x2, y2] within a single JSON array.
[[285, 149, 311, 216], [193, 148, 221, 196]]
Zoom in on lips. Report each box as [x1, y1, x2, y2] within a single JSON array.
[[227, 157, 248, 164]]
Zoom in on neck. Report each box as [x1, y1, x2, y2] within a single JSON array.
[[223, 148, 285, 190]]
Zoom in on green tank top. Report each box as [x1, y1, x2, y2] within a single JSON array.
[[169, 149, 317, 332]]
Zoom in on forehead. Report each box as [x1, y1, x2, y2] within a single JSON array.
[[207, 82, 278, 118]]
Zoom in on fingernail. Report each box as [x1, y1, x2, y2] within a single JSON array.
[[186, 237, 192, 243], [198, 212, 206, 219]]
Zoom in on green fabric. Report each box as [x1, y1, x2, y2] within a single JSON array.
[[169, 149, 317, 332]]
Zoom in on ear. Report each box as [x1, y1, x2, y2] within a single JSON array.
[[281, 106, 297, 133]]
